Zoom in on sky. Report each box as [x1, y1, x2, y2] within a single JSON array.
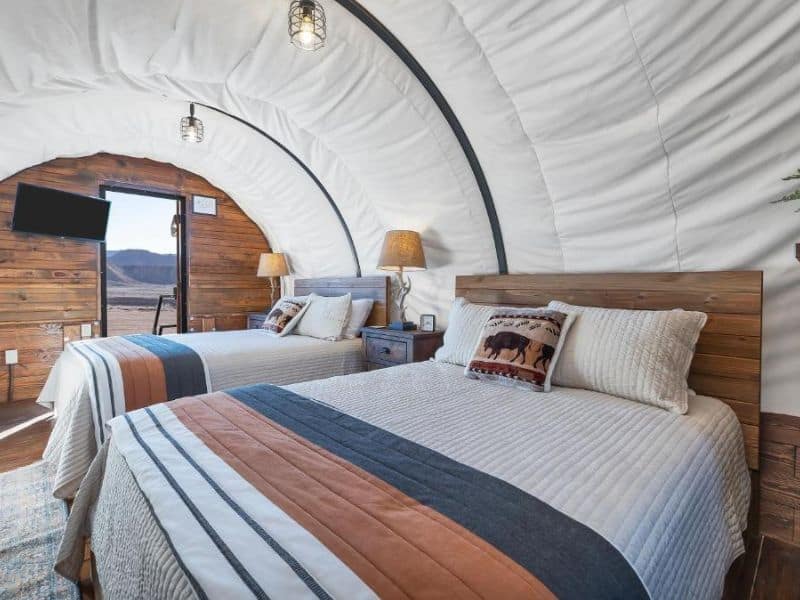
[[105, 190, 178, 254]]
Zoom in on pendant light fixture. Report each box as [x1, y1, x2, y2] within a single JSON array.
[[180, 102, 204, 143], [289, 0, 326, 51]]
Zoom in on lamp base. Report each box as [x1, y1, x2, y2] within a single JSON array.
[[388, 321, 417, 331]]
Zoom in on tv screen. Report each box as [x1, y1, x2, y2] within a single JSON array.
[[12, 183, 110, 242]]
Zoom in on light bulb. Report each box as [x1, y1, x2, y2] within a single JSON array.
[[289, 0, 325, 51], [180, 103, 203, 142]]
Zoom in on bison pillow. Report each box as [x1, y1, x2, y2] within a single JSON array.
[[262, 296, 310, 337], [465, 308, 574, 392]]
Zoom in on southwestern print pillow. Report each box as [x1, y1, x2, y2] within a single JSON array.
[[262, 296, 310, 337], [465, 308, 572, 392]]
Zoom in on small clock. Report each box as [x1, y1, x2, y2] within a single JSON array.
[[419, 314, 436, 332]]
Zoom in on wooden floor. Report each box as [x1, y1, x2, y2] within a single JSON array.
[[0, 399, 52, 473], [2, 399, 799, 599]]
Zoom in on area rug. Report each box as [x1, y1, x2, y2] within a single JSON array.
[[0, 461, 80, 599]]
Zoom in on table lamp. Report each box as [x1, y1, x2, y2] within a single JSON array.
[[257, 252, 290, 309], [377, 230, 427, 330]]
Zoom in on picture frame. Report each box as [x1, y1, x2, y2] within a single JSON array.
[[419, 314, 436, 332], [192, 194, 217, 216]]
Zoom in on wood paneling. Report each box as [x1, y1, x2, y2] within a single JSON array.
[[456, 271, 763, 470], [0, 153, 269, 403], [187, 193, 270, 318], [750, 536, 800, 600], [761, 413, 800, 546]]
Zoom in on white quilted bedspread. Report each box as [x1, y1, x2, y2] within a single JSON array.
[[289, 361, 750, 600], [39, 330, 363, 498]]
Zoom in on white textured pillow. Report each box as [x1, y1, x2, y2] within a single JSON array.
[[434, 298, 499, 366], [295, 293, 352, 341], [548, 301, 707, 413], [342, 299, 374, 339]]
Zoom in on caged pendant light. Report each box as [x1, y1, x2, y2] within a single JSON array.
[[180, 103, 204, 143], [289, 0, 326, 51]]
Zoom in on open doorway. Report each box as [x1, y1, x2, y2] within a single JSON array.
[[100, 186, 187, 337]]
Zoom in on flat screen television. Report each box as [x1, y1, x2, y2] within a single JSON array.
[[12, 183, 110, 242]]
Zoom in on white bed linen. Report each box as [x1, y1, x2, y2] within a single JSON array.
[[59, 360, 750, 600], [288, 361, 751, 600], [39, 330, 363, 498]]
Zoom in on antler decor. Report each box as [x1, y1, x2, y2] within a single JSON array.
[[392, 271, 412, 323], [377, 230, 427, 330]]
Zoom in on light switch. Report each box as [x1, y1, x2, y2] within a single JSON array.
[[81, 323, 93, 338], [5, 349, 18, 365]]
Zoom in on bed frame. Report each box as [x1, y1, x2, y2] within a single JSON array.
[[294, 276, 391, 327], [456, 272, 763, 470]]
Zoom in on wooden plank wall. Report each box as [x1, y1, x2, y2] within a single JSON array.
[[0, 153, 269, 403], [761, 413, 800, 546], [187, 193, 271, 331]]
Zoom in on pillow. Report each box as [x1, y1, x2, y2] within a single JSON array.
[[342, 299, 374, 339], [434, 298, 499, 366], [262, 296, 309, 337], [465, 308, 572, 392], [548, 301, 707, 413], [295, 293, 352, 341]]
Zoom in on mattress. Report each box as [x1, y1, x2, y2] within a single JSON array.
[[57, 361, 750, 600], [40, 330, 363, 498]]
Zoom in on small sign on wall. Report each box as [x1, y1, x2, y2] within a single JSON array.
[[193, 195, 217, 216]]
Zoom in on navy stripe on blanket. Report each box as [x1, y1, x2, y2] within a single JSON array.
[[70, 344, 105, 444], [123, 413, 269, 600], [228, 384, 649, 600], [124, 335, 208, 399], [83, 345, 117, 419], [142, 408, 333, 600]]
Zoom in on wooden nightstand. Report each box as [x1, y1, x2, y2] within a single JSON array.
[[361, 327, 444, 370], [247, 312, 269, 330]]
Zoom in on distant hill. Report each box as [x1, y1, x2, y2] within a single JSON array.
[[107, 249, 176, 285]]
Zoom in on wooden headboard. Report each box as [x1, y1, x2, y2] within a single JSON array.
[[294, 276, 391, 327], [456, 272, 763, 470]]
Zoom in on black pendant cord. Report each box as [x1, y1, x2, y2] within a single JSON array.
[[333, 0, 508, 274], [195, 102, 362, 277]]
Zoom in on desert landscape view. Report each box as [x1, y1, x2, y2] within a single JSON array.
[[106, 249, 177, 336]]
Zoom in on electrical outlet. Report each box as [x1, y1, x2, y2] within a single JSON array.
[[81, 323, 93, 338], [5, 349, 18, 365]]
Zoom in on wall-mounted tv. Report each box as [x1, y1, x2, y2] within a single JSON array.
[[12, 183, 110, 242]]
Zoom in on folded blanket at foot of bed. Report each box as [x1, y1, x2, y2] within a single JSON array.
[[105, 384, 648, 600], [70, 334, 209, 447]]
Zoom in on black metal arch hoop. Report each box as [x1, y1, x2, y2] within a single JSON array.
[[196, 103, 363, 276], [333, 0, 508, 274], [198, 1, 509, 276]]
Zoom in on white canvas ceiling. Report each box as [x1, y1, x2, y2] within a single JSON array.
[[0, 0, 798, 415]]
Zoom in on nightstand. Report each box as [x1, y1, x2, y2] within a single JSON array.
[[247, 312, 269, 330], [361, 327, 444, 370]]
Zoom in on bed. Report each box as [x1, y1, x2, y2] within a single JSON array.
[[56, 272, 761, 599], [39, 275, 390, 499]]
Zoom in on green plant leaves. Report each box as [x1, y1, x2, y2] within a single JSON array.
[[773, 169, 800, 210]]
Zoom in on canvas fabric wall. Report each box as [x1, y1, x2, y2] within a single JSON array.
[[0, 0, 798, 415]]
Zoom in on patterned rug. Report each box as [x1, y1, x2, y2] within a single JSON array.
[[0, 461, 80, 599]]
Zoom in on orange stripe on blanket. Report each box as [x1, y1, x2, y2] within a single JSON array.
[[170, 392, 556, 600], [94, 338, 168, 411]]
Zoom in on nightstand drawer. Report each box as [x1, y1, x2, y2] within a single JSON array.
[[365, 336, 408, 364], [247, 313, 268, 330]]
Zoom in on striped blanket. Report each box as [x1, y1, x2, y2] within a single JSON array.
[[70, 335, 209, 447], [110, 384, 648, 599]]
